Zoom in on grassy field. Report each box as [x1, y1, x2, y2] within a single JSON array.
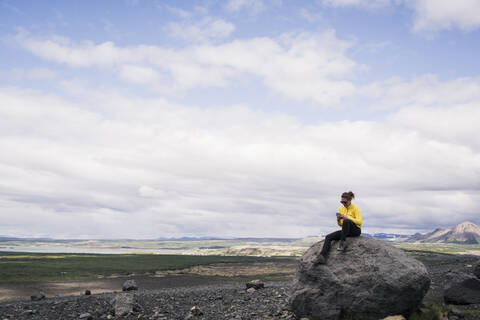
[[0, 251, 298, 283]]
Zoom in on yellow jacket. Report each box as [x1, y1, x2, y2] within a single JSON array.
[[337, 203, 362, 228]]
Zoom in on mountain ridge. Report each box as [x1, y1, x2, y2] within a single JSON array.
[[407, 221, 480, 244]]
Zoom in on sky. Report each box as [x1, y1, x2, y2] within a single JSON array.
[[0, 0, 479, 239]]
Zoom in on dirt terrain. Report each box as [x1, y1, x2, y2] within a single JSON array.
[[0, 260, 297, 303]]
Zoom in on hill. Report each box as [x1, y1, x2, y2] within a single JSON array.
[[407, 221, 480, 244]]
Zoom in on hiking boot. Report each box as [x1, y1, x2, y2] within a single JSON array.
[[314, 254, 326, 265], [337, 240, 345, 251]]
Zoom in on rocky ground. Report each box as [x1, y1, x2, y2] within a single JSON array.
[[412, 250, 480, 315], [0, 280, 296, 320], [0, 251, 479, 320]]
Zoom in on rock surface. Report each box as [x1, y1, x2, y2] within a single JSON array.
[[246, 279, 264, 290], [30, 291, 45, 301], [474, 262, 480, 279], [79, 312, 92, 319], [447, 308, 465, 320], [184, 305, 203, 319], [0, 281, 296, 319], [122, 279, 138, 291], [1, 251, 479, 320], [444, 271, 480, 305], [289, 236, 431, 320], [113, 292, 135, 316]]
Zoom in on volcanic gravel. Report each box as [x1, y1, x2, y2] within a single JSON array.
[[0, 280, 296, 320], [1, 251, 479, 320]]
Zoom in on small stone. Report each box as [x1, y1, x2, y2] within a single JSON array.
[[30, 291, 45, 301], [382, 316, 406, 320], [246, 287, 256, 293], [246, 279, 264, 290], [22, 310, 36, 315], [189, 306, 203, 316], [448, 308, 465, 320], [79, 313, 93, 319], [122, 279, 138, 291]]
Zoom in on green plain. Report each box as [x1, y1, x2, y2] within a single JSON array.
[[0, 251, 297, 283]]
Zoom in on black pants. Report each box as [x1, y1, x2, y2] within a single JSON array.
[[320, 219, 361, 256]]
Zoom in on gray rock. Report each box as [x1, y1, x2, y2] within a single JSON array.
[[79, 312, 93, 319], [22, 309, 37, 315], [113, 292, 135, 316], [184, 306, 203, 319], [474, 262, 480, 279], [122, 279, 138, 291], [30, 290, 45, 301], [246, 279, 265, 290], [444, 271, 480, 305], [289, 236, 430, 320], [448, 308, 465, 320], [189, 306, 203, 316]]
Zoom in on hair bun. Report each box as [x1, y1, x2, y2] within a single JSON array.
[[341, 191, 355, 200]]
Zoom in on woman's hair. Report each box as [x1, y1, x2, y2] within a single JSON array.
[[341, 191, 355, 201]]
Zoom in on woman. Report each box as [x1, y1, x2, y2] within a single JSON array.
[[315, 191, 362, 264]]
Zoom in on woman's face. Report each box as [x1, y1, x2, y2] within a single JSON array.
[[340, 197, 351, 207]]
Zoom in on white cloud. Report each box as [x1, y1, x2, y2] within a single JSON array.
[[361, 75, 480, 110], [409, 0, 480, 32], [165, 6, 191, 18], [0, 81, 479, 238], [6, 67, 57, 81], [321, 0, 480, 32], [14, 30, 359, 106], [299, 8, 324, 23], [164, 17, 235, 43], [119, 65, 161, 84], [225, 0, 266, 14]]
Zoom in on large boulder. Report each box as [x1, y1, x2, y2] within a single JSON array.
[[474, 262, 480, 279], [289, 236, 430, 320], [444, 271, 480, 305]]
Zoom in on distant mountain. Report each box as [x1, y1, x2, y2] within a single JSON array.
[[155, 236, 301, 242], [406, 221, 480, 244], [362, 233, 410, 241], [0, 236, 55, 241], [0, 235, 302, 242], [155, 236, 233, 241]]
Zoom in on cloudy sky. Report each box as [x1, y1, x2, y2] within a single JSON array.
[[1, 0, 479, 239]]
